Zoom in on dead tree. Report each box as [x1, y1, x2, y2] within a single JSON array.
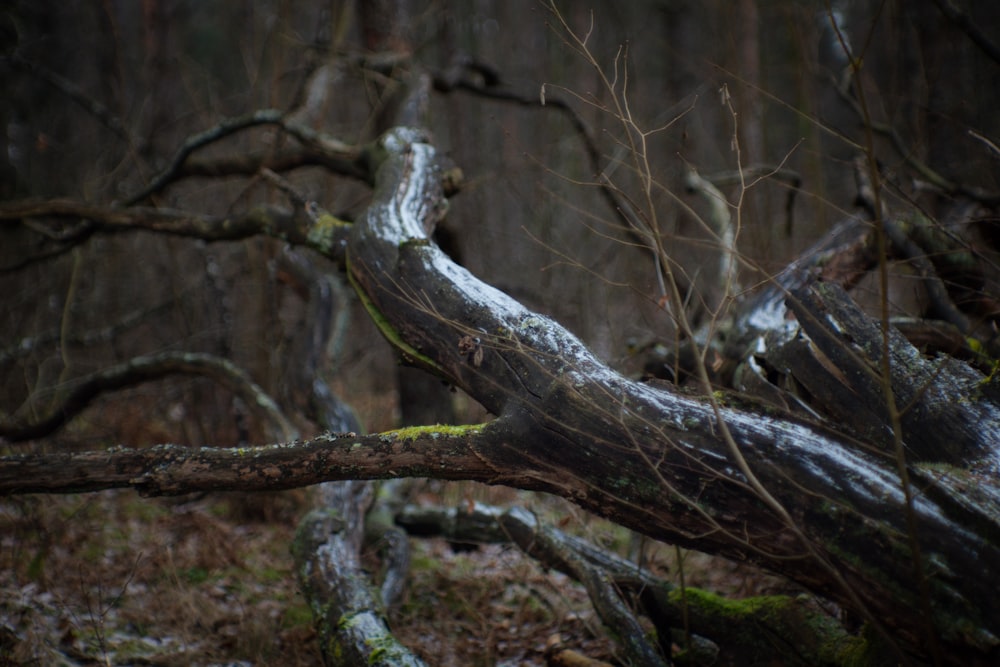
[[3, 123, 1000, 665]]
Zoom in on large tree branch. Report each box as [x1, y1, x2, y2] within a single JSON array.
[[0, 424, 505, 495], [341, 128, 1000, 663], [5, 128, 999, 663]]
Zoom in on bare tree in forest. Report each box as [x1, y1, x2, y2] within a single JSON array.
[[2, 2, 1000, 665]]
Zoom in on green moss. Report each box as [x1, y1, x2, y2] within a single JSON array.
[[670, 588, 867, 666], [974, 360, 1000, 402], [673, 587, 782, 619], [307, 211, 350, 252], [337, 610, 365, 630], [346, 252, 444, 373], [365, 634, 403, 664], [383, 423, 485, 441]]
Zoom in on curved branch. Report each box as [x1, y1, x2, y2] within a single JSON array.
[[123, 111, 364, 205], [3, 54, 130, 141], [0, 351, 297, 443], [343, 129, 1000, 663], [124, 110, 285, 205], [833, 74, 1000, 205], [179, 147, 369, 182]]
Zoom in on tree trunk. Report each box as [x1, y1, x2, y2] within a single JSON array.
[[343, 128, 1000, 665]]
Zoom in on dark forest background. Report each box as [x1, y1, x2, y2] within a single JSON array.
[[5, 1, 998, 443], [2, 1, 999, 665]]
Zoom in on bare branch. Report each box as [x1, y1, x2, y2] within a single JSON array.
[[179, 147, 369, 182], [292, 481, 427, 667], [0, 198, 351, 259], [3, 54, 130, 141], [833, 72, 1000, 206], [429, 55, 685, 258], [123, 111, 364, 206], [0, 351, 297, 443], [0, 424, 501, 496], [930, 0, 1000, 66]]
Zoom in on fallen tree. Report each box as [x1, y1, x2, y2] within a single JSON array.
[[3, 124, 1000, 665]]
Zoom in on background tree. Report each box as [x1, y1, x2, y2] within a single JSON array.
[[2, 1, 1000, 665]]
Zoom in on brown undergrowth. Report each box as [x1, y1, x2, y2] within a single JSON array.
[[1, 480, 789, 666], [0, 367, 782, 666]]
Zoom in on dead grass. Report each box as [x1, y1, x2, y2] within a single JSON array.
[[0, 476, 789, 666], [0, 490, 320, 666], [391, 536, 614, 666]]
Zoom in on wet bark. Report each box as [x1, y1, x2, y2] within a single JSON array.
[[3, 128, 1000, 664], [292, 481, 426, 667], [281, 245, 423, 667], [341, 128, 1000, 665]]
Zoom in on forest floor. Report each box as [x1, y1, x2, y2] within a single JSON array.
[[0, 480, 792, 666], [0, 380, 796, 665]]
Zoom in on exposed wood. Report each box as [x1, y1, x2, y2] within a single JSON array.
[[774, 281, 1000, 465]]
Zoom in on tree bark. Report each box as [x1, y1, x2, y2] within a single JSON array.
[[397, 502, 865, 666], [342, 128, 1000, 665], [292, 481, 426, 667], [3, 128, 999, 664]]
